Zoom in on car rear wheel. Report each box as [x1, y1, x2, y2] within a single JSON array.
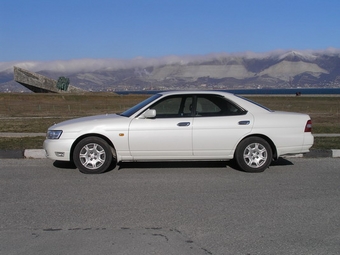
[[73, 137, 114, 174], [235, 137, 272, 172]]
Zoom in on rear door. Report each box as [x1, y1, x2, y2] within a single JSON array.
[[192, 94, 254, 158]]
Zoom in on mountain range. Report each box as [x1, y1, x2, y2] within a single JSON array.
[[1, 50, 340, 92]]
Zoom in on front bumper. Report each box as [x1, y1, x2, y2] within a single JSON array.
[[43, 139, 74, 161]]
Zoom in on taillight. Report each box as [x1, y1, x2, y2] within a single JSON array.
[[304, 120, 312, 132]]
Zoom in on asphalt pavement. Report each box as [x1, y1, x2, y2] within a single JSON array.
[[1, 158, 340, 254]]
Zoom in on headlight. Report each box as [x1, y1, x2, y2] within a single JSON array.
[[46, 130, 63, 139]]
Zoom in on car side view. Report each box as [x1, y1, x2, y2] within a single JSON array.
[[43, 91, 314, 174]]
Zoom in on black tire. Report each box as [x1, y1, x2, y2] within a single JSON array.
[[235, 137, 272, 173], [73, 136, 114, 174]]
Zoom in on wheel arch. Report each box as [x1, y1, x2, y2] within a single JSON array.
[[236, 134, 278, 160], [70, 133, 116, 162]]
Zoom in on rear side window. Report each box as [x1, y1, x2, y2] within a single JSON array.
[[236, 95, 272, 112], [195, 95, 247, 116]]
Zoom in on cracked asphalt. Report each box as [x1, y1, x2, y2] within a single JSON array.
[[1, 158, 340, 254]]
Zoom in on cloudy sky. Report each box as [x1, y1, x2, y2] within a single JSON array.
[[1, 0, 339, 65]]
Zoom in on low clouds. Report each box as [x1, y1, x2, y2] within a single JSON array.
[[0, 56, 196, 73], [1, 48, 339, 74]]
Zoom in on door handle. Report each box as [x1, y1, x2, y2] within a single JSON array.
[[238, 120, 250, 125], [177, 122, 190, 127]]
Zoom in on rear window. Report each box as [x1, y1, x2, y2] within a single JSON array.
[[236, 95, 273, 112]]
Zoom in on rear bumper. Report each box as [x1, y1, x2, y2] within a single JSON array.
[[277, 133, 314, 157]]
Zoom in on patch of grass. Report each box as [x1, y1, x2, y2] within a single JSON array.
[[312, 137, 340, 150], [0, 93, 148, 118], [0, 117, 72, 133], [0, 137, 45, 150]]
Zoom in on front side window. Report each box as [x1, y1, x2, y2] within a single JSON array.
[[120, 94, 162, 117], [149, 95, 193, 118]]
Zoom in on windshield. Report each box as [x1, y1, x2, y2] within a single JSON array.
[[119, 94, 162, 117]]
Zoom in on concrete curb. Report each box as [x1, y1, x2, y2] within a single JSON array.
[[284, 149, 340, 158], [24, 149, 47, 159], [332, 149, 340, 157], [1, 149, 340, 159]]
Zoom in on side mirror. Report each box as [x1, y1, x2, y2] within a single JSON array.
[[141, 109, 156, 119]]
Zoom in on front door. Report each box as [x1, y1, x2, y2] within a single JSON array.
[[128, 95, 194, 159]]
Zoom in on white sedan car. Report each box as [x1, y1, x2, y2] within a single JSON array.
[[44, 91, 313, 174]]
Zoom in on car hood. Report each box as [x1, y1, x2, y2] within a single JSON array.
[[48, 114, 128, 132]]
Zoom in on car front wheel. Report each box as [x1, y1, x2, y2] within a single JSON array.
[[73, 137, 114, 174], [235, 137, 272, 173]]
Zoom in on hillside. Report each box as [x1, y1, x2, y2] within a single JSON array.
[[1, 50, 340, 92]]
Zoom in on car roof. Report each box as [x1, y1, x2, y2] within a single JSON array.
[[157, 90, 234, 96]]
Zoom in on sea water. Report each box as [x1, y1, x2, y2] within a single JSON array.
[[116, 88, 340, 95]]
